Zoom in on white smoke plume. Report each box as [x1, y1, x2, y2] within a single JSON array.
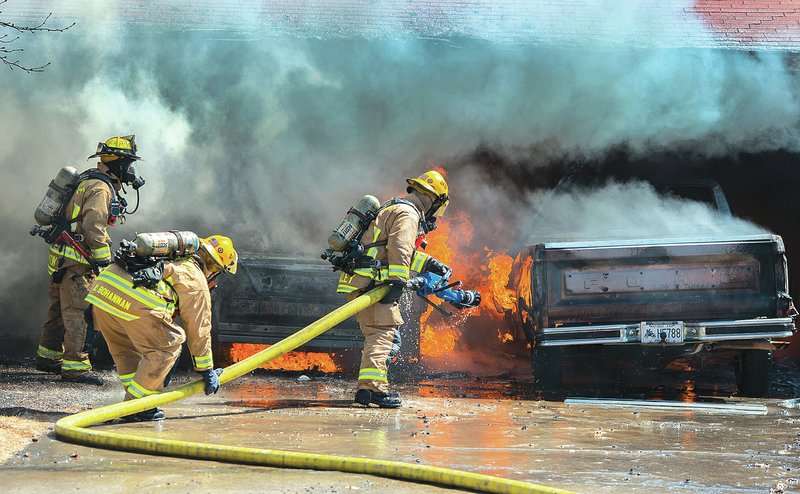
[[520, 179, 768, 245], [0, 0, 797, 352]]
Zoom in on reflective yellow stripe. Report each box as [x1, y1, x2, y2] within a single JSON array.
[[388, 264, 410, 279], [71, 203, 81, 220], [47, 252, 59, 271], [62, 359, 92, 371], [98, 270, 173, 312], [353, 267, 389, 281], [127, 380, 158, 399], [37, 345, 63, 360], [365, 226, 382, 258], [49, 243, 90, 265], [337, 284, 358, 294], [85, 293, 139, 321], [192, 354, 213, 371], [119, 372, 135, 387], [91, 245, 111, 260], [410, 251, 429, 273], [358, 367, 388, 382], [153, 280, 175, 303]]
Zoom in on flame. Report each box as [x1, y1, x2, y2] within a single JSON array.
[[417, 210, 525, 372], [227, 343, 341, 373], [497, 329, 514, 343], [225, 168, 530, 375], [418, 217, 462, 358], [485, 248, 516, 314]]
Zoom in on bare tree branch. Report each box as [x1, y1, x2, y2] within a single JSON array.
[[0, 0, 75, 72]]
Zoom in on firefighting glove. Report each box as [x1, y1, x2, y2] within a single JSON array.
[[201, 368, 223, 395], [386, 329, 402, 367], [379, 280, 405, 304], [426, 258, 452, 280]]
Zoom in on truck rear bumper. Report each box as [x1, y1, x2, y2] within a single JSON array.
[[538, 317, 795, 347]]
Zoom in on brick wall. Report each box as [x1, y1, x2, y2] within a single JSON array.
[[694, 0, 800, 48], [6, 1, 800, 50]]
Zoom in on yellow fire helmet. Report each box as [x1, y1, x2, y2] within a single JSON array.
[[406, 170, 450, 217], [87, 135, 142, 161], [201, 235, 238, 274]]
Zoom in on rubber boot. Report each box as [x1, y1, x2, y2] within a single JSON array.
[[34, 358, 62, 375], [354, 389, 401, 408], [121, 407, 165, 422], [62, 373, 104, 386]]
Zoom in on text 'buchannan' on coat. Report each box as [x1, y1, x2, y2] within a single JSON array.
[[86, 258, 214, 371]]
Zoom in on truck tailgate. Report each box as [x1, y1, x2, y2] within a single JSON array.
[[214, 253, 361, 351], [531, 234, 788, 326]]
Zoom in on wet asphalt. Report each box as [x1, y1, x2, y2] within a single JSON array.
[[2, 362, 800, 494]]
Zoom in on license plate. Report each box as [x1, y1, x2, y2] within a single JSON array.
[[640, 321, 684, 344]]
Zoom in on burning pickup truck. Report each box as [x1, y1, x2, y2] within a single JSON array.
[[507, 179, 797, 397], [213, 178, 796, 396]]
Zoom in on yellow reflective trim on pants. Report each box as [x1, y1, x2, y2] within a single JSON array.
[[91, 245, 111, 260], [86, 293, 139, 321], [192, 354, 213, 371], [127, 380, 158, 399], [358, 367, 388, 382], [98, 270, 173, 312], [119, 372, 135, 387], [62, 359, 92, 371], [37, 345, 63, 360]]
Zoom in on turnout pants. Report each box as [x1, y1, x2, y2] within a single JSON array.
[[93, 307, 185, 400], [350, 293, 403, 393], [36, 265, 95, 379]]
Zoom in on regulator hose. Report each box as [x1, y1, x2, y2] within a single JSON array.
[[56, 285, 573, 494]]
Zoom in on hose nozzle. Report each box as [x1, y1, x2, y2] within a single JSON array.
[[449, 289, 481, 310]]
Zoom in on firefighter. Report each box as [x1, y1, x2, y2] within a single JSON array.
[[337, 170, 450, 408], [85, 235, 237, 422], [34, 135, 145, 385]]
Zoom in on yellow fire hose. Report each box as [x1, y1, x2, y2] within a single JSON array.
[[56, 285, 574, 494]]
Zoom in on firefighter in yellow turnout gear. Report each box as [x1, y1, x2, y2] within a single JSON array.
[[337, 170, 450, 408], [35, 135, 145, 385], [86, 235, 237, 422]]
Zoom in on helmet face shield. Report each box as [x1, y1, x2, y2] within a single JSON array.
[[433, 198, 449, 218]]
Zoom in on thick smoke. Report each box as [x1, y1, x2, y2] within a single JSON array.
[[520, 179, 768, 244], [1, 0, 798, 353]]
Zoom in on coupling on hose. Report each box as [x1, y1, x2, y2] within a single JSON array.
[[407, 272, 481, 310]]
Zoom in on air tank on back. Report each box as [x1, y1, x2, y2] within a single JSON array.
[[328, 195, 381, 252], [133, 231, 200, 258], [34, 166, 79, 226]]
